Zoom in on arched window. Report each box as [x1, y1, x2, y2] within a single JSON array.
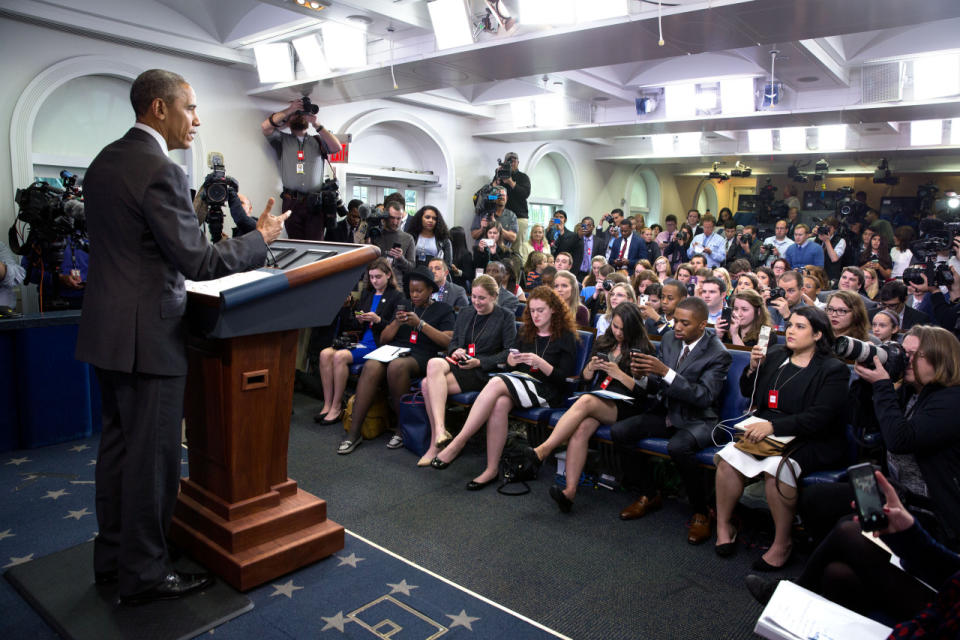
[[695, 181, 719, 219], [624, 168, 661, 224], [528, 154, 563, 229]]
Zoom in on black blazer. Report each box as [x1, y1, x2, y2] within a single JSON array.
[[76, 127, 267, 376], [741, 345, 849, 472], [873, 379, 960, 539], [449, 305, 517, 372], [348, 287, 403, 344], [555, 231, 584, 271]]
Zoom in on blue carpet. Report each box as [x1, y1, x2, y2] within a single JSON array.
[[1, 436, 567, 639]]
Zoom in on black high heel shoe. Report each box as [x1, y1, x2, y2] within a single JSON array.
[[466, 477, 497, 491], [430, 457, 451, 470]]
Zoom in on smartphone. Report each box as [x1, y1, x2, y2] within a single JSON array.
[[552, 218, 562, 224], [848, 463, 888, 532], [757, 326, 772, 353], [392, 242, 402, 249], [509, 348, 519, 353], [629, 348, 645, 357], [639, 294, 649, 306], [594, 352, 609, 362], [721, 307, 733, 326], [396, 304, 407, 313]]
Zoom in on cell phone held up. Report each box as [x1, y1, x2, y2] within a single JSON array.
[[720, 306, 733, 326], [848, 463, 888, 532]]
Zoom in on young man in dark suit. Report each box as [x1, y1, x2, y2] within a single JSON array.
[[76, 69, 289, 605], [608, 218, 647, 272], [616, 297, 732, 544], [871, 279, 929, 332], [428, 257, 468, 310]]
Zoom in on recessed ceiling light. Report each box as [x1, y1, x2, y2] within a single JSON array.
[[593, 96, 610, 102], [347, 15, 373, 24], [864, 126, 881, 132], [796, 76, 819, 83]]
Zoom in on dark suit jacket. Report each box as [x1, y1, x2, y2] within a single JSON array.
[[638, 330, 732, 447], [330, 218, 360, 244], [555, 231, 584, 272], [608, 233, 648, 271], [76, 127, 267, 376], [438, 279, 468, 309], [868, 304, 928, 333]]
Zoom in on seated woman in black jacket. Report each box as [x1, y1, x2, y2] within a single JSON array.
[[471, 222, 513, 273], [713, 306, 848, 570], [419, 275, 517, 462], [338, 266, 455, 454], [431, 286, 578, 487], [316, 258, 402, 424], [526, 302, 656, 512]]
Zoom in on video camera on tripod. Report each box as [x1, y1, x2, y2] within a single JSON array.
[[199, 152, 238, 243]]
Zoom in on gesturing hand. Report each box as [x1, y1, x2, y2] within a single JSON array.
[[256, 198, 291, 245]]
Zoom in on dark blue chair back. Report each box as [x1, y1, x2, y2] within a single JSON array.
[[574, 330, 595, 378], [718, 349, 752, 424], [515, 303, 526, 319]]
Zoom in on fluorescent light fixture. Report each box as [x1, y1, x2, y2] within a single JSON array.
[[651, 134, 674, 156], [747, 129, 773, 153], [816, 124, 847, 151], [576, 0, 628, 22], [522, 0, 574, 25], [720, 77, 755, 115], [292, 35, 329, 77], [254, 43, 294, 83], [676, 132, 702, 155], [665, 84, 696, 120], [914, 54, 960, 100], [510, 100, 534, 128], [534, 94, 567, 128], [695, 87, 718, 113], [952, 119, 960, 145], [427, 0, 473, 50], [321, 23, 367, 70], [911, 119, 943, 146], [779, 127, 807, 152]]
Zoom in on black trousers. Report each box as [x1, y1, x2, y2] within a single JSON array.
[[93, 368, 186, 596], [611, 411, 709, 513], [282, 192, 327, 241]]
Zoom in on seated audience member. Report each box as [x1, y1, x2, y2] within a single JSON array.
[[800, 268, 826, 307], [596, 283, 637, 335], [871, 308, 900, 342], [728, 258, 753, 280], [449, 226, 474, 289], [631, 269, 658, 298], [539, 265, 557, 290], [523, 251, 548, 289], [755, 266, 776, 292], [483, 261, 520, 315], [431, 287, 578, 486], [767, 270, 806, 329], [826, 290, 873, 341], [419, 275, 517, 461], [641, 283, 662, 312], [428, 257, 468, 310], [582, 255, 609, 288], [715, 289, 774, 347], [862, 266, 880, 301], [820, 265, 878, 310], [736, 272, 760, 295], [554, 269, 590, 326], [337, 267, 455, 454], [472, 223, 513, 272], [890, 225, 915, 278], [527, 223, 547, 256], [674, 263, 695, 286], [554, 251, 574, 274], [408, 205, 453, 267], [653, 255, 672, 281], [583, 263, 615, 308], [748, 474, 959, 635], [613, 297, 732, 544], [699, 276, 727, 325], [640, 278, 687, 337], [689, 254, 709, 271], [527, 303, 655, 512], [713, 306, 847, 568], [771, 257, 790, 279], [316, 258, 402, 425], [860, 233, 893, 281], [873, 280, 927, 333], [713, 266, 733, 294]]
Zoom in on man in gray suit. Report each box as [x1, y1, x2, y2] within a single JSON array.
[[615, 297, 732, 544], [427, 257, 468, 310], [76, 69, 289, 605]]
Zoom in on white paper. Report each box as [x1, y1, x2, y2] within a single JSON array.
[[755, 580, 892, 640], [362, 345, 411, 363], [185, 270, 274, 297], [571, 390, 634, 403]]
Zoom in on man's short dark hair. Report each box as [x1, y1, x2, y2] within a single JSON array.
[[556, 210, 567, 221], [582, 216, 594, 225], [677, 296, 708, 322], [347, 199, 363, 211], [665, 214, 677, 223], [485, 261, 506, 283], [662, 278, 687, 299], [842, 266, 865, 289], [723, 220, 736, 230], [728, 258, 752, 276], [880, 280, 907, 302], [611, 208, 624, 216], [428, 256, 447, 269], [130, 69, 187, 118], [779, 270, 802, 287], [687, 209, 700, 217], [384, 192, 405, 209], [701, 276, 726, 294]]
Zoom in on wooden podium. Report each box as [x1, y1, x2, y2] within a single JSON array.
[[169, 241, 379, 591]]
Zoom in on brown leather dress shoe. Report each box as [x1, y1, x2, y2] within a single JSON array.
[[687, 512, 712, 545], [619, 494, 663, 520]]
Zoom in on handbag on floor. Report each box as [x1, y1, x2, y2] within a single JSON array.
[[397, 392, 431, 456], [343, 394, 389, 440], [498, 433, 538, 496]]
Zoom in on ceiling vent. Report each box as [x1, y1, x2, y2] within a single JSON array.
[[861, 61, 905, 103]]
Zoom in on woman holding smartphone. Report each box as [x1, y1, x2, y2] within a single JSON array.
[[316, 258, 402, 425], [526, 303, 655, 513], [714, 289, 775, 347], [430, 287, 578, 488], [471, 223, 512, 273], [419, 275, 517, 465]]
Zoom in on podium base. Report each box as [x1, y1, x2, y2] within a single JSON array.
[[170, 482, 344, 592]]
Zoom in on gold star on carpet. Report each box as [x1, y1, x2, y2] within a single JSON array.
[[5, 457, 30, 466], [68, 444, 90, 452], [269, 579, 303, 599], [446, 610, 480, 631], [4, 553, 33, 568], [0, 529, 14, 541], [386, 579, 418, 596], [65, 507, 91, 520], [336, 553, 365, 568], [320, 611, 348, 632], [42, 489, 70, 500]]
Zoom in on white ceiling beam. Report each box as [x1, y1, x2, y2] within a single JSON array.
[[798, 38, 850, 86], [389, 92, 496, 119], [558, 70, 638, 103]]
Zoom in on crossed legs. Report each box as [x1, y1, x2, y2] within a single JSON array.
[[436, 377, 516, 483]]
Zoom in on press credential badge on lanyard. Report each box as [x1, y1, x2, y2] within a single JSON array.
[[296, 139, 305, 174], [467, 344, 476, 357]]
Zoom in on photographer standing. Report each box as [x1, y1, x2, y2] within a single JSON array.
[[493, 152, 530, 257], [261, 97, 342, 241]]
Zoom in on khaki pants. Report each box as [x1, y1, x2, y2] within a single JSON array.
[[515, 217, 530, 261]]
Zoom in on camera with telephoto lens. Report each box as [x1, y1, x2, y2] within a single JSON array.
[[767, 286, 786, 301], [740, 232, 753, 245], [296, 96, 319, 115], [495, 158, 512, 182], [903, 221, 960, 288], [199, 152, 239, 243], [834, 336, 907, 380]]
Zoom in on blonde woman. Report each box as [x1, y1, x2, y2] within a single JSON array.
[[862, 267, 880, 301], [528, 224, 547, 256], [653, 255, 672, 281]]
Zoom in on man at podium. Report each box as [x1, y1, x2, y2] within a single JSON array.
[[76, 68, 289, 606]]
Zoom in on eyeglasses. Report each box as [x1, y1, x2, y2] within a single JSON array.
[[825, 306, 851, 316], [903, 350, 926, 361]]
